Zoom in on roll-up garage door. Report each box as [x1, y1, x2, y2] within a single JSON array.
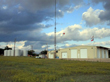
[[71, 49, 77, 58], [80, 49, 87, 58], [97, 48, 100, 58], [49, 53, 54, 59], [62, 52, 67, 58]]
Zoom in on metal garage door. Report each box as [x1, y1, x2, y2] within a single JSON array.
[[102, 49, 104, 58], [49, 53, 54, 59], [71, 49, 77, 58], [97, 48, 100, 58], [80, 49, 87, 58], [105, 50, 108, 58], [62, 52, 67, 58]]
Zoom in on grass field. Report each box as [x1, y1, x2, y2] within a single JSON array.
[[0, 56, 110, 82]]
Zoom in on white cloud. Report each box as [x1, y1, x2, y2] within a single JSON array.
[[65, 44, 70, 47], [2, 6, 7, 9], [0, 41, 27, 50], [87, 40, 110, 46], [67, 5, 82, 13], [46, 24, 110, 42], [82, 7, 104, 26], [42, 45, 46, 48]]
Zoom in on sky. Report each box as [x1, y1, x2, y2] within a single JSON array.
[[0, 0, 110, 53]]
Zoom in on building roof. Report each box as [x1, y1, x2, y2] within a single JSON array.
[[97, 46, 109, 49], [48, 45, 109, 51]]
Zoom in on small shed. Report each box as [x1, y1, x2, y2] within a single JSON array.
[[39, 54, 45, 58], [47, 50, 58, 59]]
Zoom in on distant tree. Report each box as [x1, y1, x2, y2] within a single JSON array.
[[28, 50, 35, 55], [40, 50, 47, 54], [28, 50, 38, 56], [4, 46, 12, 50], [32, 53, 36, 56], [0, 48, 4, 55]]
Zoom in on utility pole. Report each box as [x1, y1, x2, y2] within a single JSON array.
[[14, 38, 16, 56], [54, 0, 56, 58]]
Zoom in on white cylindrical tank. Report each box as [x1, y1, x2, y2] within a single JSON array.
[[9, 50, 11, 56], [7, 50, 11, 56], [11, 50, 14, 56], [4, 50, 7, 56], [15, 50, 20, 56], [6, 50, 8, 56], [23, 50, 28, 56], [7, 50, 9, 56], [19, 50, 23, 56]]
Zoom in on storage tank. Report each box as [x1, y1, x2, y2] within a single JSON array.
[[7, 50, 11, 56], [15, 50, 20, 56], [4, 50, 7, 56], [6, 50, 8, 56], [9, 50, 11, 56], [23, 50, 28, 56], [11, 50, 14, 56], [19, 50, 23, 56]]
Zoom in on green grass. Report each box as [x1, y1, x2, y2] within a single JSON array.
[[0, 57, 110, 82]]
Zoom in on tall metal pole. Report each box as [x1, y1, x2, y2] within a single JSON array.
[[14, 38, 16, 56], [54, 0, 56, 58]]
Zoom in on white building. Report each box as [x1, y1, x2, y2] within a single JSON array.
[[48, 46, 109, 59]]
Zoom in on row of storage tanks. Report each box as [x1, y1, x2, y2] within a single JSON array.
[[4, 50, 28, 56]]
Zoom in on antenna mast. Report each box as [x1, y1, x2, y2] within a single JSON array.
[[14, 38, 16, 56], [54, 0, 56, 58]]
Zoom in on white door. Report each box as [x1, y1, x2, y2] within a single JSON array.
[[62, 52, 67, 58], [97, 48, 100, 58], [102, 49, 104, 58], [80, 49, 87, 58], [71, 49, 77, 58], [49, 53, 51, 58], [49, 53, 54, 59], [105, 50, 108, 58]]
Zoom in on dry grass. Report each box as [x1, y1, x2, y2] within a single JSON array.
[[0, 56, 110, 82]]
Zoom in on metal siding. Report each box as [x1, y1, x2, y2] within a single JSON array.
[[80, 49, 87, 58], [62, 52, 67, 58], [71, 49, 77, 58], [97, 48, 100, 58]]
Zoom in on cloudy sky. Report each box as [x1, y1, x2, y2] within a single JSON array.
[[0, 0, 110, 53]]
